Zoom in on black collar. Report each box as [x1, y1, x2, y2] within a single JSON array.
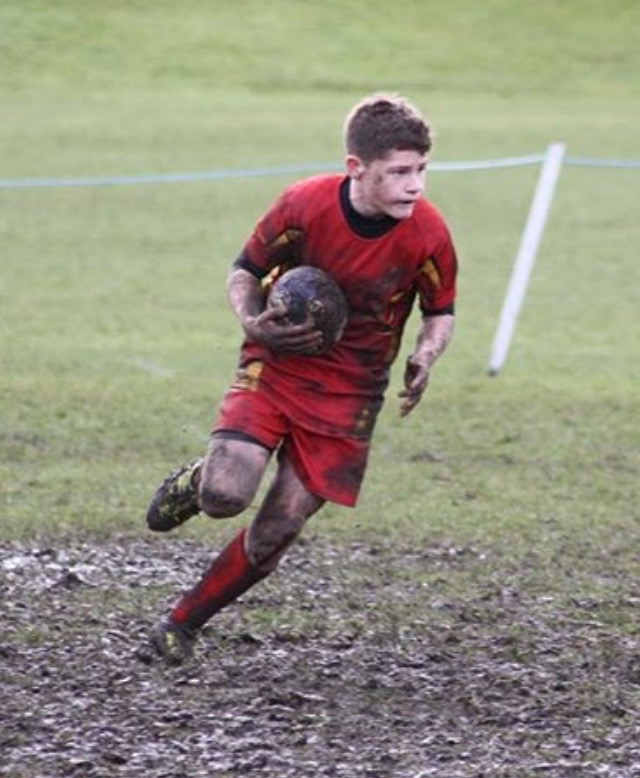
[[339, 177, 399, 239]]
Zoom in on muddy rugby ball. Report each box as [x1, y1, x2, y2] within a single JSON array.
[[267, 266, 348, 354]]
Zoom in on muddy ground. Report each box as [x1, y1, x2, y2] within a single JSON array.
[[1, 535, 638, 777]]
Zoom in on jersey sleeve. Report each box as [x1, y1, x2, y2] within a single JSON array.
[[238, 187, 305, 278], [417, 224, 458, 316]]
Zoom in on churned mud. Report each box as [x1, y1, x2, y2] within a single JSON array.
[[1, 536, 638, 777]]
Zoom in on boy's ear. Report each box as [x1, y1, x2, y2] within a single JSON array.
[[346, 155, 365, 180]]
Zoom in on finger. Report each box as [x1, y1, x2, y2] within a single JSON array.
[[262, 304, 289, 324], [284, 318, 319, 336], [407, 371, 429, 398], [398, 384, 425, 417], [272, 328, 324, 353], [399, 396, 418, 417]]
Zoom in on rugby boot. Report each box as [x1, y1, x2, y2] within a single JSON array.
[[146, 459, 202, 532], [150, 621, 197, 665]]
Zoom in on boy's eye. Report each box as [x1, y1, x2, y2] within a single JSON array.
[[389, 166, 425, 176]]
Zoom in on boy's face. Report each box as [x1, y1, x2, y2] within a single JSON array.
[[348, 149, 428, 220]]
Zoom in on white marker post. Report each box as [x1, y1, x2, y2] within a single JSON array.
[[487, 142, 567, 376]]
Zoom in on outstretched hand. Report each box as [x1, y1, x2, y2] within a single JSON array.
[[398, 354, 430, 417], [244, 304, 325, 355]]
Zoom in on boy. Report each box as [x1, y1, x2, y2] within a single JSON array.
[[146, 93, 458, 663]]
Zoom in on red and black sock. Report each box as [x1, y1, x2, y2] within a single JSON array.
[[169, 528, 268, 633]]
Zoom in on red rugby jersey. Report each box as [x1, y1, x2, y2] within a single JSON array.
[[232, 174, 458, 438]]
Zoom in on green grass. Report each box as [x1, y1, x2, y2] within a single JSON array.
[[4, 0, 638, 96], [1, 0, 639, 588], [1, 11, 639, 774]]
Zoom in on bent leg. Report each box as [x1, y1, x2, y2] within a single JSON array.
[[146, 433, 270, 532], [198, 434, 271, 518], [167, 451, 324, 634]]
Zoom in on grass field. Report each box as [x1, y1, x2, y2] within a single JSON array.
[[1, 2, 639, 776]]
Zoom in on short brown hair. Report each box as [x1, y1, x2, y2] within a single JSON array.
[[344, 94, 432, 163]]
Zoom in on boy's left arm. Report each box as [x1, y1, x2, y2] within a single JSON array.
[[398, 313, 455, 417]]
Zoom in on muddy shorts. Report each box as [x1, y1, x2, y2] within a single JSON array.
[[213, 386, 371, 507]]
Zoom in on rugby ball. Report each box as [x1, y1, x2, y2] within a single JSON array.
[[267, 266, 348, 353]]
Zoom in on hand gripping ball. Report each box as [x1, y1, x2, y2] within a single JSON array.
[[267, 266, 348, 354]]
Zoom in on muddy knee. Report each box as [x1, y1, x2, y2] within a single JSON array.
[[198, 485, 250, 518]]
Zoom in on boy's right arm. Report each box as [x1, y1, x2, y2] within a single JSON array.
[[227, 268, 323, 354]]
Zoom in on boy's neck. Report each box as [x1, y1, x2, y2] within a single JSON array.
[[340, 177, 398, 238]]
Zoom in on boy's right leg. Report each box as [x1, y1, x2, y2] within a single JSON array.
[[149, 435, 272, 664]]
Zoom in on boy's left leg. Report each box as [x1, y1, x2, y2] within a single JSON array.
[[150, 526, 262, 664], [151, 455, 324, 664]]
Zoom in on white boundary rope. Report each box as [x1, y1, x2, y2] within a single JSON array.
[[0, 153, 637, 189]]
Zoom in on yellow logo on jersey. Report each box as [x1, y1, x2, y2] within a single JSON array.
[[421, 258, 442, 288]]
